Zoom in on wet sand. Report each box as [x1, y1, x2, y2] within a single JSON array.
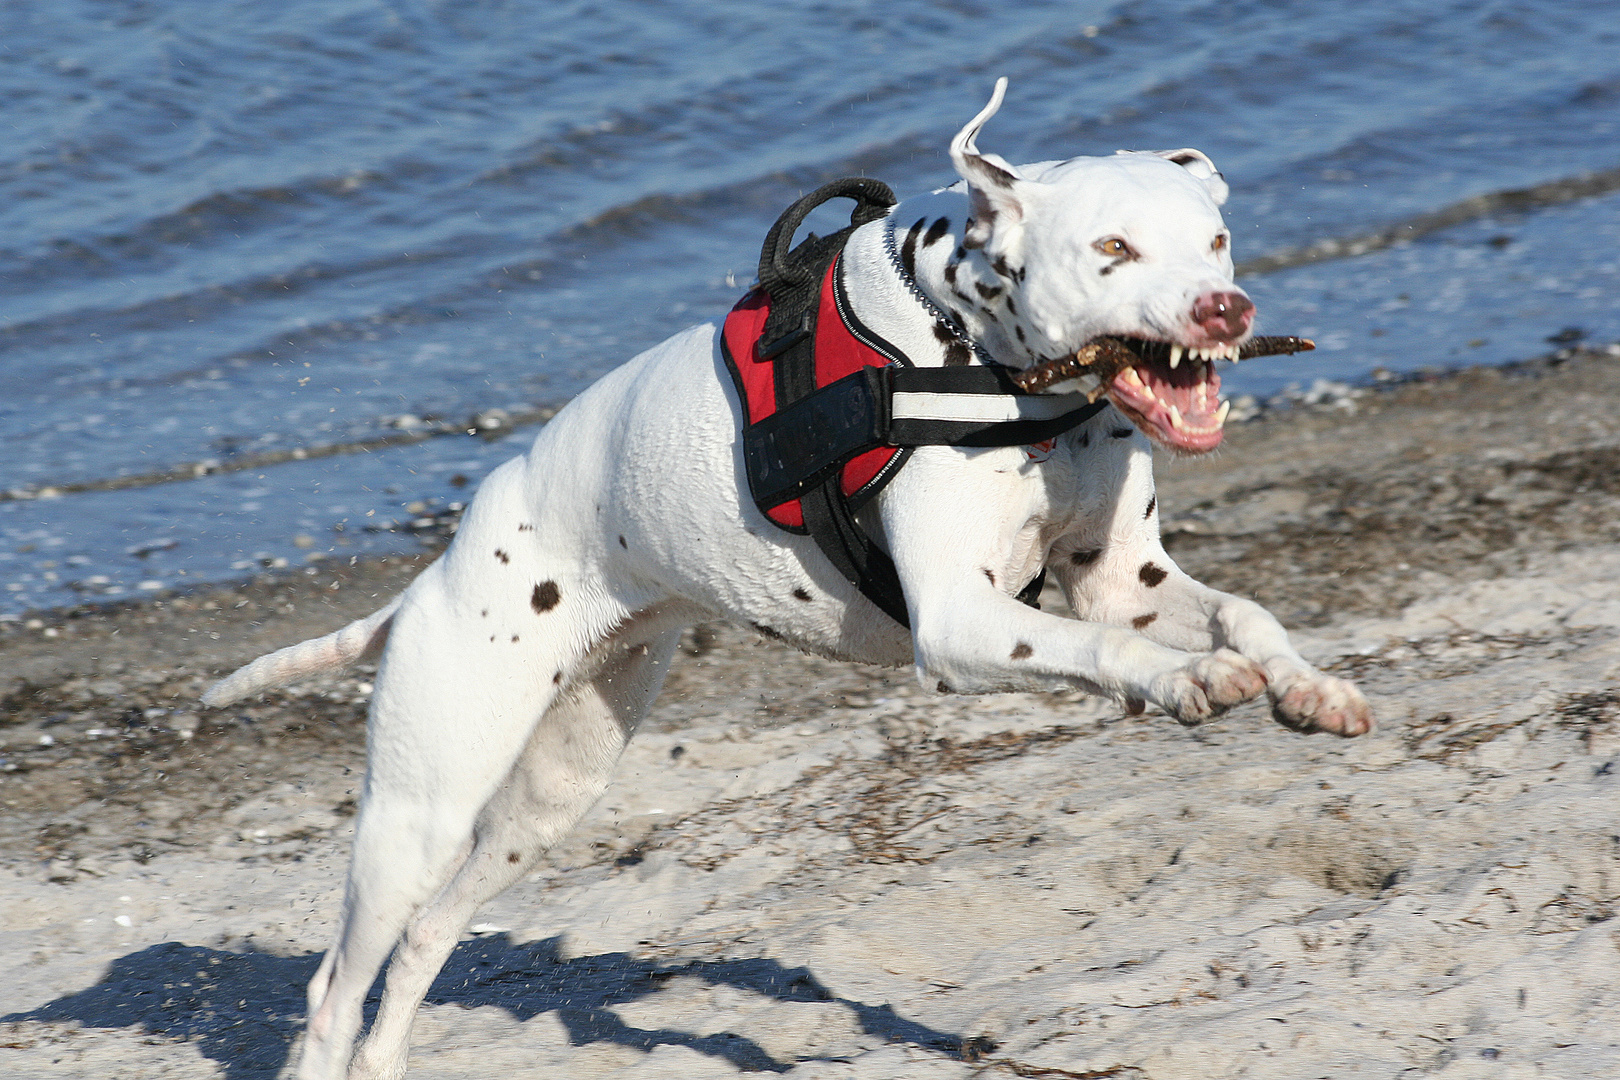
[[4, 348, 1620, 1078]]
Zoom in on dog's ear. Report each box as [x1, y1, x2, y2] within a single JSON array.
[[950, 77, 1028, 251], [1124, 148, 1229, 206]]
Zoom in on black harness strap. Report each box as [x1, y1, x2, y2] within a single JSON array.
[[752, 180, 916, 627], [744, 364, 1107, 510]]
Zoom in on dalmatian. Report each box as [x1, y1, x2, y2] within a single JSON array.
[[204, 78, 1372, 1079]]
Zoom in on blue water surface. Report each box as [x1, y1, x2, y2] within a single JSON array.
[[2, 0, 1618, 613]]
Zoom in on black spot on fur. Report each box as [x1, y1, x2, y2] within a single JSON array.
[[480, 609, 488, 618], [752, 622, 783, 641], [1005, 295, 1017, 317], [937, 680, 951, 694], [1111, 427, 1134, 439], [1099, 264, 1114, 276], [494, 549, 510, 564], [983, 568, 996, 586], [975, 281, 1002, 301], [1077, 431, 1090, 448], [618, 534, 627, 548], [933, 320, 956, 343], [1144, 496, 1156, 519], [1070, 549, 1102, 567], [517, 523, 535, 532], [944, 261, 958, 285], [793, 588, 812, 601], [990, 255, 1013, 279], [553, 671, 563, 684], [1010, 642, 1033, 660], [924, 217, 950, 247], [507, 852, 521, 864], [901, 217, 926, 279], [531, 580, 560, 613], [510, 634, 520, 643], [1138, 562, 1168, 587], [944, 341, 972, 366], [1132, 613, 1158, 630], [954, 246, 967, 261], [1014, 324, 1025, 342]]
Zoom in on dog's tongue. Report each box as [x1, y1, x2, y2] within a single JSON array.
[[1106, 358, 1226, 453]]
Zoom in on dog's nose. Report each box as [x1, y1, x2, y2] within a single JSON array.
[[1191, 291, 1255, 342]]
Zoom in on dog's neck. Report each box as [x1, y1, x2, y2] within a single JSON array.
[[845, 195, 1048, 372]]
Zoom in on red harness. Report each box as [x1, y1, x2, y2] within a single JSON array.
[[721, 257, 904, 530]]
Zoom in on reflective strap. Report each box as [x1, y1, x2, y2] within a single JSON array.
[[890, 390, 1091, 425]]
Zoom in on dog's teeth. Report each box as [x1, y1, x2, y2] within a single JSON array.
[[1121, 366, 1145, 387], [1215, 398, 1231, 425], [1167, 404, 1183, 429], [1168, 345, 1182, 369]]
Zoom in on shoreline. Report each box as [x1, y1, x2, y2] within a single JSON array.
[[0, 335, 1606, 634], [4, 336, 1617, 628]]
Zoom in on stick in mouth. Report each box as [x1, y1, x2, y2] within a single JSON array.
[[1010, 335, 1316, 454], [1012, 336, 1316, 394]]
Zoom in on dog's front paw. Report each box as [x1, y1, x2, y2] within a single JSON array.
[[1269, 668, 1374, 737], [1150, 648, 1268, 726]]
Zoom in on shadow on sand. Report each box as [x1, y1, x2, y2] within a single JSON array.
[[3, 935, 987, 1077]]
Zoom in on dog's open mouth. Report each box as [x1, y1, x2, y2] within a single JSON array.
[[1012, 335, 1315, 455], [1106, 337, 1230, 454]]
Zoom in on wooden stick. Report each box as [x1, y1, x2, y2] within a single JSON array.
[[1010, 339, 1136, 394], [1238, 335, 1316, 360], [1011, 335, 1315, 394]]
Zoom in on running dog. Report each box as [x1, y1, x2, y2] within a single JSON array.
[[205, 79, 1372, 1079]]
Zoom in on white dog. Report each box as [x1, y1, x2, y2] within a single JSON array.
[[206, 80, 1372, 1079]]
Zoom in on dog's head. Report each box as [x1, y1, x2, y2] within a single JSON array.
[[948, 79, 1251, 454]]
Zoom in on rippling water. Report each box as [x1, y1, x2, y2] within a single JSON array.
[[3, 0, 1618, 613]]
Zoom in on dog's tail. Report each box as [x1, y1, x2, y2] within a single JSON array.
[[201, 596, 403, 708]]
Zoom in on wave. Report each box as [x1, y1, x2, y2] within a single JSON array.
[[1237, 165, 1620, 276]]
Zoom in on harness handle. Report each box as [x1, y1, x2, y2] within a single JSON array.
[[757, 177, 897, 297]]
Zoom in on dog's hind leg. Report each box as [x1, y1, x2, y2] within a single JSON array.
[[346, 621, 682, 1080], [295, 573, 602, 1079]]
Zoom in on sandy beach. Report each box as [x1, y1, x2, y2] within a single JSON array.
[[4, 347, 1620, 1079]]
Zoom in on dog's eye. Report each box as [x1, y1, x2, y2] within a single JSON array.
[[1211, 234, 1228, 252], [1094, 237, 1133, 259]]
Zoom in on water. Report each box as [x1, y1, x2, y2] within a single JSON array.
[[3, 0, 1618, 614]]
